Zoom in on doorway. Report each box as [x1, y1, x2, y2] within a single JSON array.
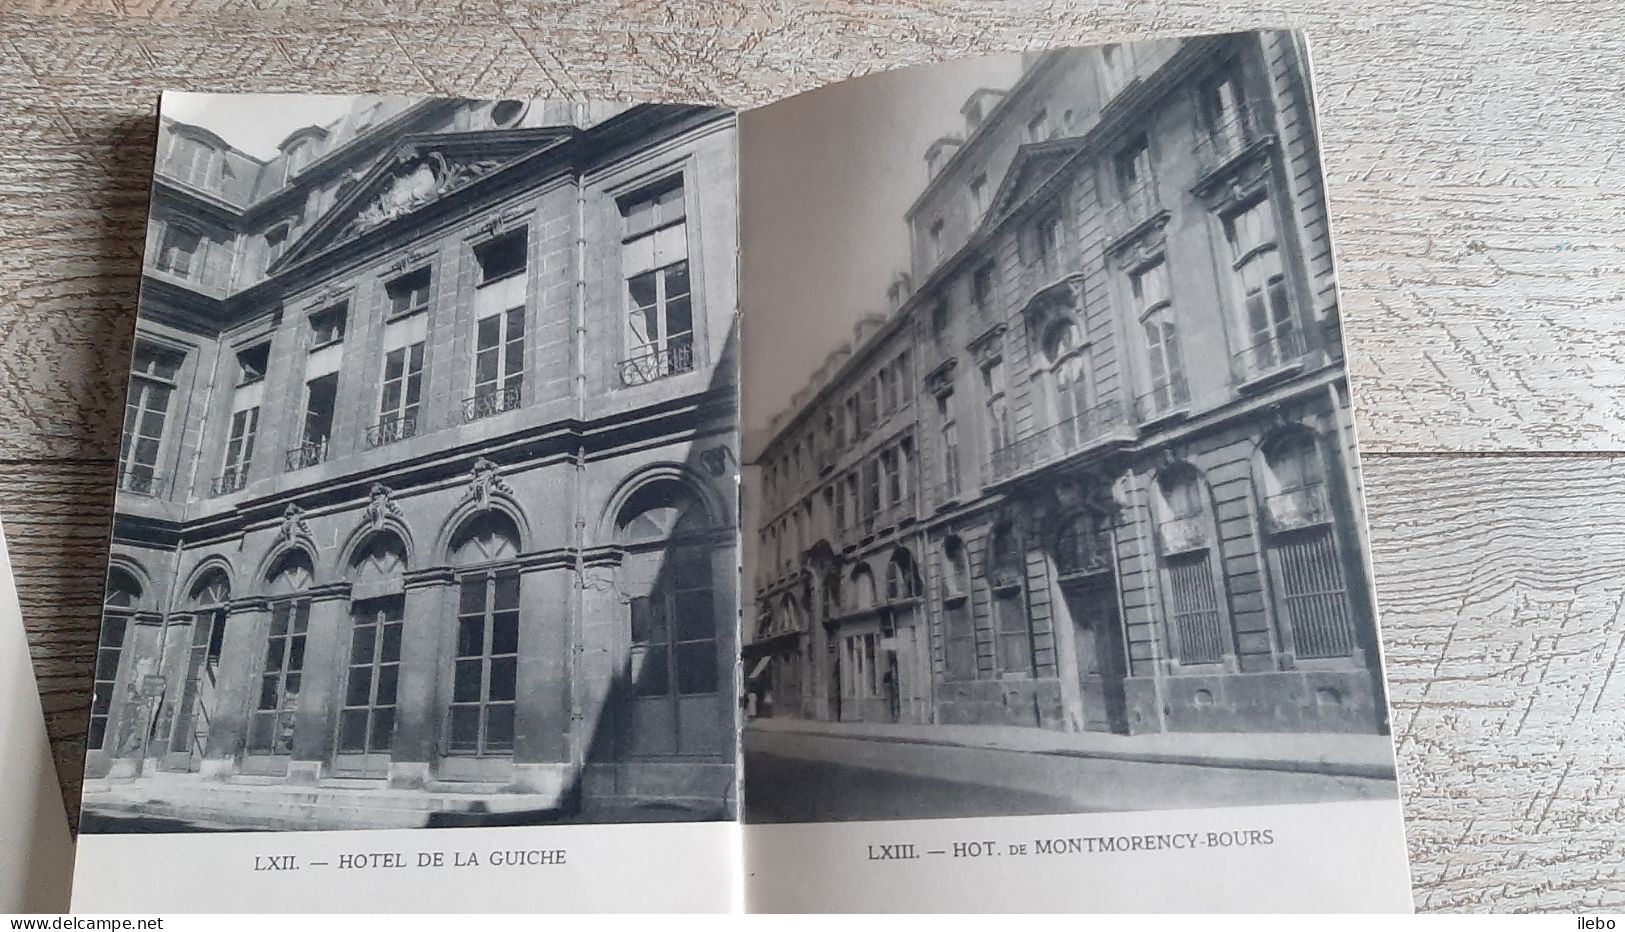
[[1063, 575, 1129, 734]]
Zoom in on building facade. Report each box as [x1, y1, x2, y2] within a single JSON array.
[[748, 32, 1387, 739], [86, 98, 740, 827]]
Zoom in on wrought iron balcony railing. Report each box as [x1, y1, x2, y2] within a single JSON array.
[[1158, 515, 1208, 555], [987, 399, 1132, 484], [210, 468, 249, 497], [1135, 372, 1191, 424], [117, 467, 162, 497], [366, 413, 419, 449], [463, 381, 523, 422], [931, 477, 962, 510], [285, 438, 328, 472], [619, 341, 696, 387], [1263, 483, 1334, 535], [1104, 179, 1165, 243], [1194, 103, 1269, 178], [1231, 327, 1307, 385]]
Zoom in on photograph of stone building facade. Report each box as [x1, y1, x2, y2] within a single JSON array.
[[81, 95, 740, 832], [743, 32, 1400, 823]]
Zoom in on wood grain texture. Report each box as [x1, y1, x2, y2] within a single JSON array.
[[1, 0, 1621, 911]]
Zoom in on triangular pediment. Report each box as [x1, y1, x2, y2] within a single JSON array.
[[272, 126, 575, 273], [985, 138, 1086, 224]]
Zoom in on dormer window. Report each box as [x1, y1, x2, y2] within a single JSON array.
[[155, 224, 203, 280], [285, 140, 313, 177], [309, 303, 348, 347], [488, 100, 526, 128], [928, 219, 946, 264], [166, 133, 224, 191]]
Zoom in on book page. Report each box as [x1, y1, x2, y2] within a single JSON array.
[[70, 94, 743, 913], [738, 31, 1412, 912], [0, 518, 74, 913]]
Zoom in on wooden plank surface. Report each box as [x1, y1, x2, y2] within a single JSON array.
[[2, 0, 1622, 911]]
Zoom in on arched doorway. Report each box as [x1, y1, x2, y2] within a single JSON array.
[[442, 510, 522, 776]]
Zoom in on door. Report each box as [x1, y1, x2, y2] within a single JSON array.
[[172, 609, 226, 771], [333, 596, 403, 776], [1064, 576, 1129, 734]]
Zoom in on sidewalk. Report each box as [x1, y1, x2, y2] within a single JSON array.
[[744, 715, 1397, 780]]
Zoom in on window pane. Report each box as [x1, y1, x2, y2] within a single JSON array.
[[339, 709, 368, 752], [675, 641, 719, 695], [345, 668, 372, 706], [95, 648, 120, 680], [453, 659, 483, 703], [666, 294, 693, 338], [350, 624, 376, 662], [491, 611, 519, 655], [459, 578, 485, 615], [484, 705, 514, 752], [258, 675, 280, 710], [493, 574, 519, 611], [457, 617, 484, 657], [381, 623, 402, 664], [488, 657, 516, 702], [376, 665, 398, 707], [673, 588, 713, 641], [369, 709, 395, 752], [448, 707, 480, 752], [634, 645, 670, 697]]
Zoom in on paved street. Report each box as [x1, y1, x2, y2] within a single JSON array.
[[743, 725, 1398, 823], [744, 749, 1089, 823]]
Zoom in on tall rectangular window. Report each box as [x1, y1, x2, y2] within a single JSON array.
[[970, 173, 988, 218], [449, 572, 519, 756], [1029, 210, 1062, 274], [1224, 198, 1297, 373], [938, 390, 960, 495], [1131, 258, 1187, 414], [621, 177, 694, 385], [288, 373, 337, 470], [1115, 136, 1152, 197], [87, 616, 126, 751], [468, 307, 524, 420], [219, 407, 259, 491], [881, 448, 901, 510], [972, 262, 997, 317], [374, 314, 426, 446], [338, 597, 403, 755], [1198, 67, 1251, 160], [982, 359, 1010, 458], [862, 457, 881, 519], [120, 344, 183, 496], [249, 599, 309, 754], [859, 379, 879, 434]]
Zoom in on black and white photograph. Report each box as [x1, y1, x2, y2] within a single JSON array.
[[80, 94, 742, 833], [740, 31, 1402, 824]]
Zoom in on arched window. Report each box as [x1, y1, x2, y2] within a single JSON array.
[[446, 511, 522, 758], [1153, 467, 1227, 666], [885, 549, 920, 602], [1055, 508, 1113, 578], [170, 569, 230, 755], [617, 477, 722, 757], [1261, 431, 1355, 659], [339, 532, 409, 766], [90, 567, 143, 751], [1043, 320, 1093, 428], [252, 548, 315, 755], [821, 574, 841, 621]]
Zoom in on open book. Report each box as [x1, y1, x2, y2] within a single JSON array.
[[71, 29, 1412, 913]]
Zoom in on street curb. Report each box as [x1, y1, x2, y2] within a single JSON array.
[[744, 725, 1399, 781]]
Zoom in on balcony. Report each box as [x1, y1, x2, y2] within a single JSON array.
[[1231, 327, 1308, 388], [1104, 180, 1166, 246], [1194, 104, 1271, 181], [987, 399, 1134, 484], [210, 468, 248, 497], [366, 413, 419, 449], [285, 439, 329, 472], [619, 341, 696, 387], [1158, 515, 1208, 555], [117, 467, 162, 497], [1134, 372, 1191, 425], [1263, 483, 1333, 535], [464, 381, 523, 422]]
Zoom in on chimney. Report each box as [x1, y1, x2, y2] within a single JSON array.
[[924, 135, 964, 180]]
